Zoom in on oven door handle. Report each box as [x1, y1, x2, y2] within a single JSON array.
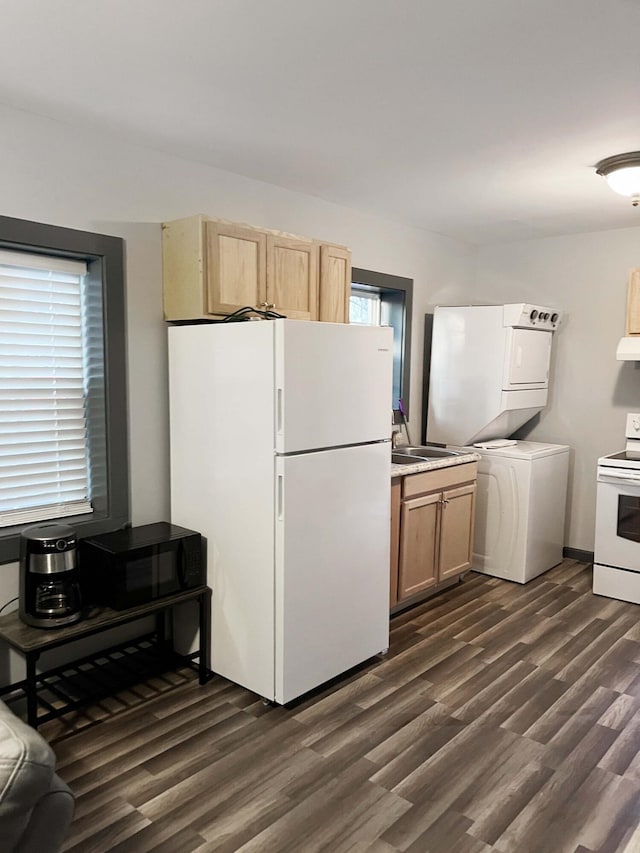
[[599, 471, 640, 484]]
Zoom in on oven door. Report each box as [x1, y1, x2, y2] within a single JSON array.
[[595, 467, 640, 572]]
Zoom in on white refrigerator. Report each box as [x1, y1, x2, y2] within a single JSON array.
[[168, 319, 394, 704]]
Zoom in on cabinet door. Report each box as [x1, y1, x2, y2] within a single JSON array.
[[390, 479, 401, 608], [438, 483, 476, 581], [162, 215, 207, 321], [626, 269, 640, 335], [267, 236, 318, 320], [319, 244, 351, 323], [206, 222, 267, 315], [398, 492, 440, 600]]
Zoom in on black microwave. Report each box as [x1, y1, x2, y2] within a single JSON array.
[[79, 522, 204, 610]]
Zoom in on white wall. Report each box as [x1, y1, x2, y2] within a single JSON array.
[[475, 227, 640, 552], [0, 104, 473, 679]]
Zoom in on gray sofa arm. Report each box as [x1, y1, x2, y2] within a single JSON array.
[[0, 700, 74, 853]]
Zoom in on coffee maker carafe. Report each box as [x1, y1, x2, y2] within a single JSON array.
[[19, 523, 82, 628]]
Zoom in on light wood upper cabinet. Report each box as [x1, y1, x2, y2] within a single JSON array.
[[267, 235, 318, 320], [625, 269, 640, 335], [206, 221, 266, 315], [319, 244, 351, 323], [162, 214, 349, 323], [162, 215, 208, 321], [394, 462, 477, 605]]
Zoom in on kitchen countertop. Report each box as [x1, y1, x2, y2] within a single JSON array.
[[391, 449, 481, 477]]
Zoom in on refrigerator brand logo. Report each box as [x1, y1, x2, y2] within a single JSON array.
[[378, 348, 390, 352]]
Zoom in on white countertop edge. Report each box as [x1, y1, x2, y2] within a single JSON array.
[[391, 451, 481, 477]]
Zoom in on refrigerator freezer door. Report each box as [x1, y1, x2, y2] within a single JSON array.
[[274, 442, 390, 704], [274, 320, 394, 453]]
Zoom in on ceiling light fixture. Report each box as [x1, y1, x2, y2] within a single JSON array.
[[596, 152, 640, 207]]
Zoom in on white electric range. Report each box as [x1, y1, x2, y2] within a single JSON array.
[[593, 413, 640, 604]]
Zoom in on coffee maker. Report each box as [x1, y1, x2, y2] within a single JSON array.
[[19, 523, 82, 628]]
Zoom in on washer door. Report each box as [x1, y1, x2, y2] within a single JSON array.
[[472, 459, 521, 580]]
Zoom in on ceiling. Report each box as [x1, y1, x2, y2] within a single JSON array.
[[2, 0, 640, 245]]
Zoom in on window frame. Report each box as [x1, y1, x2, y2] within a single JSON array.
[[349, 286, 382, 326], [0, 215, 129, 564], [351, 267, 413, 425]]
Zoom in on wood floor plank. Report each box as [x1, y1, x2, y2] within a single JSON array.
[[391, 720, 523, 807], [553, 613, 640, 682], [44, 559, 640, 852], [232, 759, 410, 853], [599, 709, 640, 777], [550, 770, 640, 853], [544, 688, 620, 767], [303, 678, 436, 761], [498, 670, 569, 736], [402, 808, 491, 853], [372, 635, 468, 684], [368, 712, 465, 790], [493, 726, 623, 851], [63, 808, 151, 853], [598, 693, 640, 731], [461, 758, 555, 846]]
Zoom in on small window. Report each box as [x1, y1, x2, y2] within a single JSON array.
[[349, 288, 382, 326], [351, 268, 413, 422], [0, 216, 129, 563]]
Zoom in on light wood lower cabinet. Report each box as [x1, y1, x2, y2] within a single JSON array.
[[392, 462, 477, 606], [438, 482, 477, 581], [399, 491, 440, 598], [390, 478, 402, 608]]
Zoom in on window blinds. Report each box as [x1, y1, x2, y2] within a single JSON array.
[[0, 249, 93, 528]]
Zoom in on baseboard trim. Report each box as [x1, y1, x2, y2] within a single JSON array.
[[563, 546, 594, 564]]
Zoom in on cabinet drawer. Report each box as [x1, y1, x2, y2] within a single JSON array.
[[403, 462, 477, 499]]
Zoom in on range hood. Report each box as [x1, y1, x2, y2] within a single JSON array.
[[617, 336, 640, 360]]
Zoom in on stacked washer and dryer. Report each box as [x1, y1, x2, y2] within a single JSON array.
[[425, 303, 569, 583]]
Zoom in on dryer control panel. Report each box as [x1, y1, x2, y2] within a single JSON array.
[[503, 303, 561, 329]]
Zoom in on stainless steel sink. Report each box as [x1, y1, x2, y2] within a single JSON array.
[[394, 445, 461, 459], [391, 446, 461, 464], [392, 453, 421, 464]]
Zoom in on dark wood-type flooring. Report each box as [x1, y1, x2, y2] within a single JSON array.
[[44, 560, 640, 852]]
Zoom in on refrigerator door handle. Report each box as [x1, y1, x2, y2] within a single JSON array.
[[277, 474, 284, 521], [276, 387, 283, 436]]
